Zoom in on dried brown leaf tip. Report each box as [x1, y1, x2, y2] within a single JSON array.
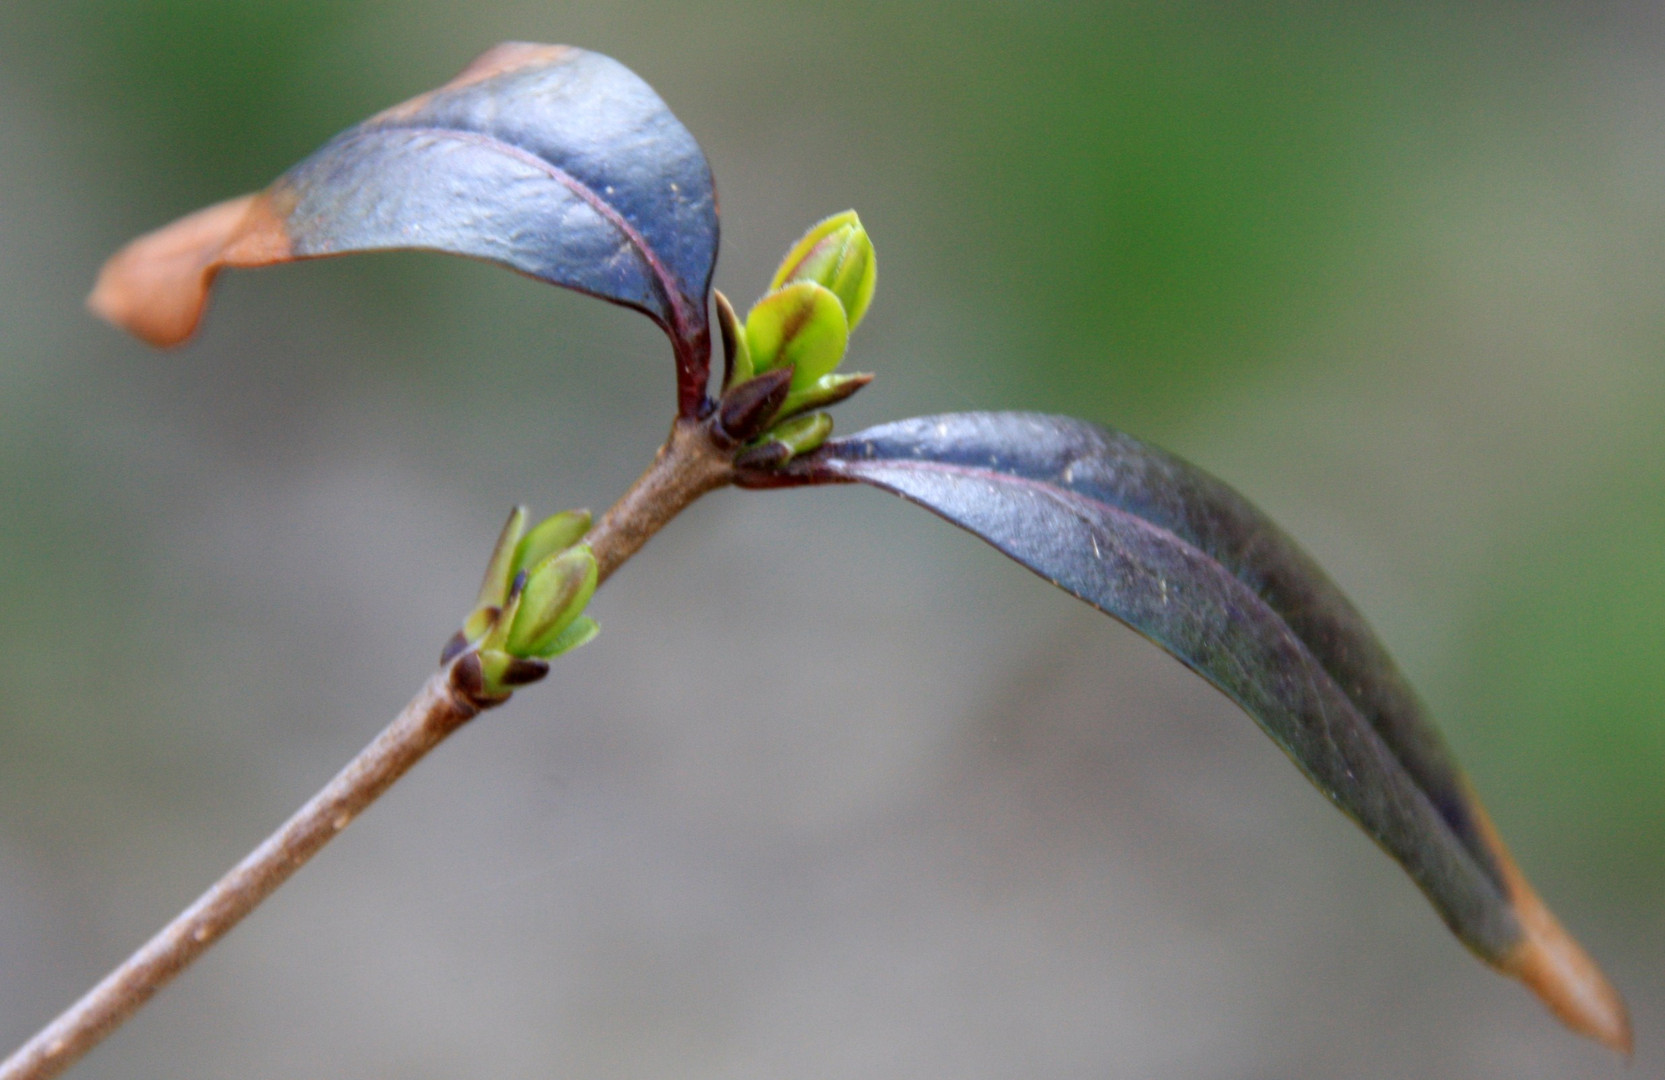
[[1473, 804, 1634, 1055], [87, 191, 293, 347]]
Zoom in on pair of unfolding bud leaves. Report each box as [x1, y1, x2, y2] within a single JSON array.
[[442, 215, 878, 697], [714, 211, 877, 464], [442, 506, 601, 699]]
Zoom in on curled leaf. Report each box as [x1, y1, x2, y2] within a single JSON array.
[[89, 42, 720, 414], [749, 411, 1630, 1053]]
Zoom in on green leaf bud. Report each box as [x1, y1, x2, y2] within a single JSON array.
[[480, 569, 527, 654], [768, 210, 877, 331], [506, 544, 599, 657], [476, 506, 528, 610], [512, 509, 591, 577], [542, 614, 600, 658], [745, 281, 849, 392], [774, 371, 873, 423], [763, 411, 835, 460], [714, 289, 753, 390]]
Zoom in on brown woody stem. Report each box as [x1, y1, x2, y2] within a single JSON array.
[[0, 416, 736, 1080], [589, 416, 735, 583]]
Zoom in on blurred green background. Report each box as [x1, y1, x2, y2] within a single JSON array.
[[1, 3, 1661, 1077]]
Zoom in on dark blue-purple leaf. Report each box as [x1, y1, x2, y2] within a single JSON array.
[[90, 43, 718, 414], [749, 411, 1628, 1051]]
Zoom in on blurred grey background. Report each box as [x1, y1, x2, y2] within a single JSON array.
[[2, 3, 1662, 1077]]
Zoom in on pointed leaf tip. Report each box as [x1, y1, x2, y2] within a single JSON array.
[[1475, 806, 1633, 1054], [775, 371, 872, 422], [88, 193, 292, 346]]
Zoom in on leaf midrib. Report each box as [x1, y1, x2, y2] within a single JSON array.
[[330, 124, 693, 339]]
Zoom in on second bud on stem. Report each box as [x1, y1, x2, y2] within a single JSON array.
[[446, 505, 601, 700]]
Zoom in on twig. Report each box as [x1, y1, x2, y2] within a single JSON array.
[[0, 667, 481, 1080], [0, 415, 735, 1080], [588, 416, 736, 583]]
